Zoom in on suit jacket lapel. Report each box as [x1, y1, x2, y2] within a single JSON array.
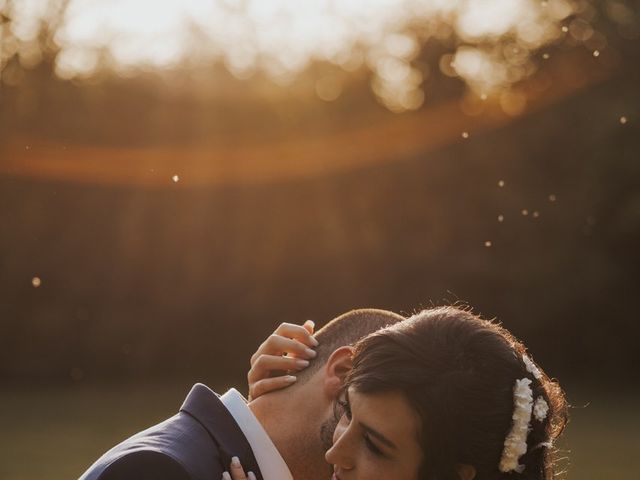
[[180, 383, 263, 480]]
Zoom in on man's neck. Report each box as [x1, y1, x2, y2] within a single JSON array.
[[249, 391, 331, 480]]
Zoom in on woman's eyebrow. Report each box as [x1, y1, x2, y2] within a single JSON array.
[[358, 421, 398, 450]]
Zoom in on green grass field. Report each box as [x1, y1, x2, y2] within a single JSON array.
[[0, 383, 637, 479]]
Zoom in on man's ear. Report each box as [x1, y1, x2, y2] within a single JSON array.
[[456, 464, 476, 480], [322, 346, 354, 399]]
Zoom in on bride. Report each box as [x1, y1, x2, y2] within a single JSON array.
[[227, 306, 567, 480]]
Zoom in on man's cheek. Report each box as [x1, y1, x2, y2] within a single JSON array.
[[320, 416, 339, 451]]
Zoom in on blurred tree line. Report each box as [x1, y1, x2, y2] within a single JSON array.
[[0, 1, 639, 388]]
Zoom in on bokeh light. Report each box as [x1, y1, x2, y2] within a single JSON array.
[[1, 0, 615, 112]]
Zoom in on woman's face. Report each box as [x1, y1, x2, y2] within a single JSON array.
[[325, 387, 423, 480]]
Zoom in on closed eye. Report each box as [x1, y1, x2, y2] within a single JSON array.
[[364, 433, 385, 457]]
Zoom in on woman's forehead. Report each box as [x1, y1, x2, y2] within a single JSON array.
[[348, 387, 421, 443]]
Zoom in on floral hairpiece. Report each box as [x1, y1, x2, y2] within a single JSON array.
[[523, 354, 549, 422], [523, 354, 542, 379], [499, 378, 533, 473], [533, 396, 549, 422], [499, 355, 551, 473]]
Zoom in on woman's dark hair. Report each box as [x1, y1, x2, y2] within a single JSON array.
[[345, 306, 568, 480]]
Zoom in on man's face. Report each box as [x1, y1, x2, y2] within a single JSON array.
[[320, 414, 339, 451], [320, 414, 340, 475], [320, 388, 349, 452]]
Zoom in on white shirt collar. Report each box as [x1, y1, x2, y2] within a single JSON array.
[[220, 388, 294, 480]]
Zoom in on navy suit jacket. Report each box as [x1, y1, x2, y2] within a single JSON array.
[[79, 384, 263, 480]]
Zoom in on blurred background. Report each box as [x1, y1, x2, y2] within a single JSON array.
[[1, 0, 639, 478]]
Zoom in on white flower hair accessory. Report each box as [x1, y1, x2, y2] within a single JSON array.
[[533, 396, 549, 422], [523, 355, 542, 379], [499, 378, 533, 474]]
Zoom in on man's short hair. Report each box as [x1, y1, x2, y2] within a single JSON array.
[[294, 308, 405, 385]]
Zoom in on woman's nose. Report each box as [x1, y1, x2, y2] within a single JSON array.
[[325, 423, 354, 471]]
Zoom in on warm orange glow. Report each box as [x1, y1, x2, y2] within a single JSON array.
[[0, 48, 612, 187], [3, 0, 587, 112]]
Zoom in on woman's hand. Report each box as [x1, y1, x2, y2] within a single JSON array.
[[247, 320, 319, 401], [223, 456, 256, 480]]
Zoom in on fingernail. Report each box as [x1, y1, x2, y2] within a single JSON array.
[[296, 359, 310, 368], [285, 375, 297, 383], [222, 472, 231, 480], [305, 319, 315, 328], [305, 348, 317, 357], [248, 472, 257, 480], [309, 336, 319, 347], [231, 456, 240, 467]]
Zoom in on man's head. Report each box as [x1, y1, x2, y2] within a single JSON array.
[[293, 308, 406, 386], [248, 308, 405, 480]]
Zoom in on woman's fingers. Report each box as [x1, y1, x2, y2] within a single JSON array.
[[249, 375, 298, 400], [303, 319, 315, 334], [249, 321, 318, 365], [224, 456, 256, 480], [274, 321, 319, 347], [246, 320, 319, 400], [250, 334, 317, 366], [248, 354, 309, 383]]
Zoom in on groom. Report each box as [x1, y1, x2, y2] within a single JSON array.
[[79, 308, 404, 480]]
